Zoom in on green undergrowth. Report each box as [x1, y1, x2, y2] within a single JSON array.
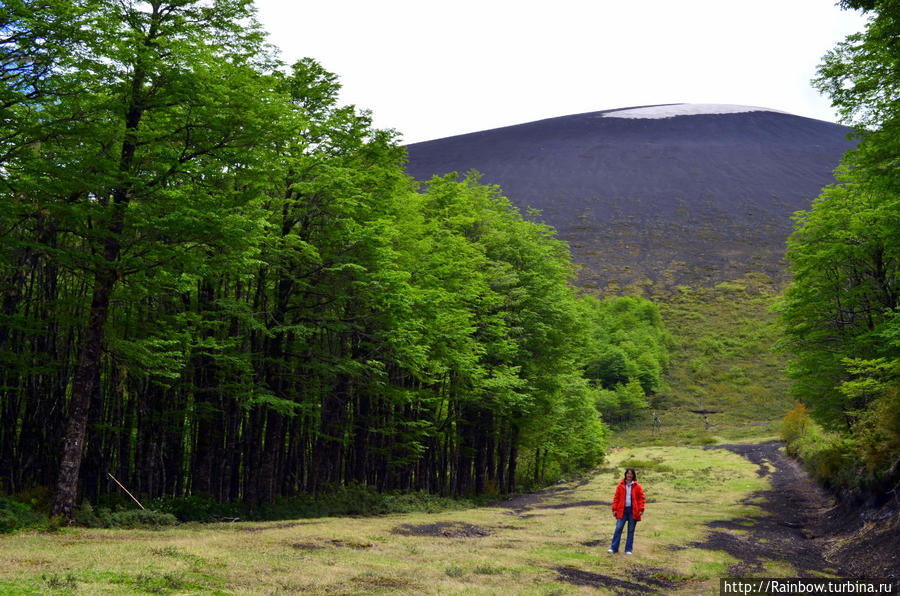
[[0, 486, 482, 533], [0, 497, 48, 534], [146, 486, 480, 523]]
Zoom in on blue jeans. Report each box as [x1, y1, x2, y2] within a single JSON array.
[[610, 506, 636, 552]]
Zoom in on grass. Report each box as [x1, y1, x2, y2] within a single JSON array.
[[0, 444, 784, 595]]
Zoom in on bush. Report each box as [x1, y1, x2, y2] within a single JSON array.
[[109, 509, 178, 528], [780, 402, 811, 454], [147, 492, 242, 522], [142, 486, 477, 523], [75, 502, 177, 528], [853, 385, 900, 476], [779, 402, 860, 489], [0, 497, 44, 533], [795, 430, 858, 488], [782, 384, 900, 493]]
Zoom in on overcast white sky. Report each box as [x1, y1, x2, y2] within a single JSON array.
[[253, 1, 868, 144]]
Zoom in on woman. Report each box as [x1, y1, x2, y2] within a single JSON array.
[[608, 467, 645, 554]]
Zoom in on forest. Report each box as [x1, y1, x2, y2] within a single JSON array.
[[0, 0, 669, 521]]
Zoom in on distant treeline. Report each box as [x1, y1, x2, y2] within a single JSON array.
[[779, 1, 900, 496], [0, 1, 667, 518]]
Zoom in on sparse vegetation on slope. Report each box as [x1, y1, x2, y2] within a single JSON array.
[[612, 274, 793, 448]]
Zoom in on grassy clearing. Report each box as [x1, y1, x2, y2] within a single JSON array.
[[0, 444, 782, 595]]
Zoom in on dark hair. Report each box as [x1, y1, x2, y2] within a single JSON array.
[[624, 468, 637, 482]]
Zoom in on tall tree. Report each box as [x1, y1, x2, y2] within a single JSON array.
[[780, 1, 900, 487], [782, 1, 900, 425], [3, 0, 278, 518]]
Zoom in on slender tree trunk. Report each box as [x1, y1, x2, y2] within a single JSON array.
[[313, 369, 351, 492], [474, 409, 489, 495], [51, 267, 117, 518], [506, 424, 519, 494]]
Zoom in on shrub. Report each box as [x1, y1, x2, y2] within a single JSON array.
[[853, 385, 900, 473], [146, 492, 242, 522], [780, 402, 811, 454], [0, 497, 44, 533], [74, 502, 177, 528], [780, 402, 860, 490], [795, 430, 858, 488], [109, 509, 178, 528], [715, 281, 746, 294]]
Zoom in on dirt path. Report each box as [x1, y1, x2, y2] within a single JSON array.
[[696, 441, 843, 576], [706, 441, 898, 580]]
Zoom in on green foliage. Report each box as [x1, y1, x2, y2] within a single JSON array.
[[580, 295, 670, 424], [780, 398, 889, 491], [144, 494, 242, 523], [713, 281, 746, 294], [0, 497, 44, 533], [794, 428, 858, 489], [142, 487, 476, 522], [74, 503, 178, 528], [852, 384, 900, 474], [618, 458, 673, 473], [780, 176, 900, 427], [777, 2, 900, 492], [0, 0, 672, 511]]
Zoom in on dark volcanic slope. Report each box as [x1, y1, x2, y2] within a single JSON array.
[[405, 105, 855, 291]]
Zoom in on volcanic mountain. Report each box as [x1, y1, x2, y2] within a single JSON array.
[[404, 104, 856, 292]]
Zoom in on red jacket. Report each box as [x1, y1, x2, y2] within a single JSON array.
[[611, 479, 645, 521]]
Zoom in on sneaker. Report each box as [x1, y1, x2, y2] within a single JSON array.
[[625, 551, 632, 555], [607, 549, 615, 553]]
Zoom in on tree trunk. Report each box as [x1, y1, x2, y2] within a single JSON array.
[[51, 267, 116, 518], [312, 371, 351, 492], [506, 424, 519, 494]]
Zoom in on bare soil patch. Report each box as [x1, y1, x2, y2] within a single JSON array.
[[490, 479, 594, 515], [391, 521, 491, 538], [289, 542, 324, 550], [288, 537, 373, 550], [554, 565, 677, 595]]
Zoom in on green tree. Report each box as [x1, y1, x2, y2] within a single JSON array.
[[580, 295, 669, 423], [780, 0, 900, 489], [2, 0, 279, 518]]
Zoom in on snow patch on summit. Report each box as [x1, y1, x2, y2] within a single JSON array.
[[602, 104, 788, 119]]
